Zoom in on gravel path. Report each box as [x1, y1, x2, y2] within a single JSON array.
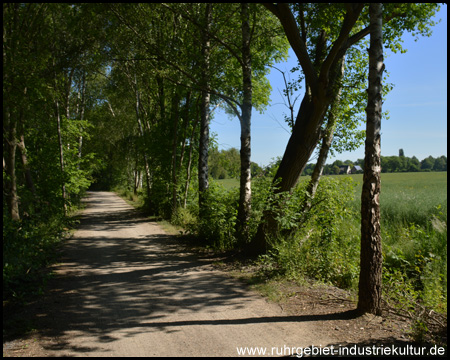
[[10, 191, 337, 357]]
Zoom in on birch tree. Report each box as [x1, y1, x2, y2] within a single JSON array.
[[358, 2, 383, 316]]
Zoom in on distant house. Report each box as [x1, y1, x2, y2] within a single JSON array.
[[339, 165, 352, 175], [351, 165, 363, 174]]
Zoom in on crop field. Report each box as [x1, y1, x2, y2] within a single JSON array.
[[341, 172, 447, 226], [216, 171, 447, 226]]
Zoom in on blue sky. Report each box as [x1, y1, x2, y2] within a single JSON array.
[[210, 6, 447, 167]]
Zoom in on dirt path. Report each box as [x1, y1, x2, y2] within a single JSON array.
[[5, 191, 348, 357]]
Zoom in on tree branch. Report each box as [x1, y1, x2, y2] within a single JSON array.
[[161, 3, 245, 68], [320, 4, 365, 86], [262, 3, 319, 93], [109, 4, 244, 120]]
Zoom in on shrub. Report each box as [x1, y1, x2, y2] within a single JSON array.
[[260, 176, 360, 288], [189, 182, 239, 250], [3, 212, 71, 303]]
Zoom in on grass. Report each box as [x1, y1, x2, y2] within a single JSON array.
[[339, 172, 447, 226], [217, 172, 448, 227], [214, 178, 240, 190]]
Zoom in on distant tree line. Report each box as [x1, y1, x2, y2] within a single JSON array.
[[302, 152, 447, 176], [209, 148, 446, 180]]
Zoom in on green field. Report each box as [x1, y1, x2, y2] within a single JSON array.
[[216, 172, 448, 226], [341, 172, 447, 227]]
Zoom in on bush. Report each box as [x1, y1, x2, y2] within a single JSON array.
[[185, 181, 239, 250], [3, 212, 71, 303], [259, 177, 360, 288]]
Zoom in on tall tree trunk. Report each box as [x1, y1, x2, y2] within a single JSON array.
[[78, 71, 86, 167], [236, 2, 252, 244], [178, 91, 191, 170], [171, 89, 180, 214], [302, 115, 336, 214], [15, 88, 37, 199], [183, 104, 200, 209], [52, 44, 67, 215], [65, 68, 74, 120], [134, 73, 152, 203], [198, 3, 212, 218], [358, 2, 383, 316], [55, 95, 67, 216], [5, 109, 20, 221], [18, 133, 37, 197], [134, 155, 140, 195]]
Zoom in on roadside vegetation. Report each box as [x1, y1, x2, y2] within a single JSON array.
[[3, 199, 85, 305]]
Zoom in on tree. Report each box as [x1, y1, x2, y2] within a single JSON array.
[[358, 3, 383, 316], [198, 3, 213, 218], [161, 3, 288, 242], [433, 156, 447, 171], [249, 3, 441, 255], [3, 3, 44, 221], [421, 156, 435, 171], [192, 3, 289, 243], [3, 3, 106, 224], [235, 2, 253, 243], [408, 156, 420, 172]]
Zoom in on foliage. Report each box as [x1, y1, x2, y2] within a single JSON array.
[[179, 181, 239, 250], [264, 172, 446, 314], [3, 209, 79, 303], [264, 177, 360, 288], [3, 3, 105, 302]]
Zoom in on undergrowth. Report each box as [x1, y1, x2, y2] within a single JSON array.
[[3, 209, 79, 304]]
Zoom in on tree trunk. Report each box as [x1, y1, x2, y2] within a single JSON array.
[[198, 3, 212, 218], [55, 95, 67, 216], [183, 107, 200, 209], [236, 2, 252, 244], [178, 91, 191, 170], [134, 73, 152, 203], [171, 90, 181, 214], [134, 156, 140, 195], [248, 93, 328, 255], [65, 68, 74, 120], [78, 71, 87, 167], [358, 2, 383, 316], [303, 116, 335, 213], [5, 110, 20, 221], [302, 56, 346, 215], [18, 133, 37, 197]]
